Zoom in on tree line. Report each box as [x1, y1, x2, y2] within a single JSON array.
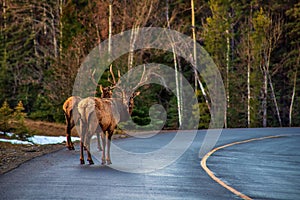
[[0, 0, 299, 129]]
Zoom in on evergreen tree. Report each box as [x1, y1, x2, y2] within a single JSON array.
[[0, 100, 13, 134], [12, 101, 29, 139], [13, 101, 26, 122]]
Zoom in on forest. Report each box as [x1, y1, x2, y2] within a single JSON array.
[[0, 0, 299, 129]]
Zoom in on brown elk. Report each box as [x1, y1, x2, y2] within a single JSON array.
[[77, 65, 165, 165], [62, 83, 114, 151], [77, 65, 144, 165], [78, 93, 140, 165], [62, 96, 81, 150]]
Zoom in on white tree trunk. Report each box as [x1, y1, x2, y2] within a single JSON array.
[[225, 29, 230, 128], [247, 31, 251, 127], [108, 0, 112, 55], [2, 0, 7, 65], [128, 25, 139, 71], [289, 68, 297, 127], [178, 58, 184, 120], [267, 70, 282, 127], [191, 0, 197, 91], [262, 68, 267, 128], [247, 62, 251, 127], [51, 16, 58, 59], [59, 0, 63, 60], [173, 48, 182, 126], [262, 13, 283, 127], [30, 5, 38, 58], [247, 8, 253, 128], [166, 0, 182, 126], [191, 0, 211, 113]]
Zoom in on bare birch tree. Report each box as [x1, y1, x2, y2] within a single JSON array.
[[253, 10, 283, 127], [127, 0, 154, 71], [166, 0, 182, 126], [191, 0, 211, 113]]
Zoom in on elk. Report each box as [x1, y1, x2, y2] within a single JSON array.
[[77, 65, 165, 165], [62, 82, 113, 151], [78, 93, 140, 165], [62, 96, 81, 150], [77, 65, 141, 165]]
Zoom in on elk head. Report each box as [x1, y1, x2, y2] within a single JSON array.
[[92, 64, 165, 119]]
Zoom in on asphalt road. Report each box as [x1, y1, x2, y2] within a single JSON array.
[[0, 128, 299, 200]]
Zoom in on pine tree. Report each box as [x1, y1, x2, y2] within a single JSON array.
[[13, 101, 26, 122], [12, 101, 29, 140], [0, 100, 13, 134]]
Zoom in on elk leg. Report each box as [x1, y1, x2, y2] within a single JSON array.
[[66, 133, 71, 149], [66, 120, 74, 150], [101, 131, 106, 165], [67, 134, 75, 150], [96, 130, 102, 151], [87, 150, 94, 165], [80, 141, 85, 164], [68, 119, 76, 150], [79, 119, 87, 164], [85, 135, 94, 165], [106, 131, 113, 165]]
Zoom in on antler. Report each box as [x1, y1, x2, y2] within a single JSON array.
[[90, 69, 98, 87], [92, 65, 167, 101], [108, 65, 125, 100], [107, 65, 121, 86], [90, 69, 114, 98], [132, 64, 168, 92], [108, 65, 116, 85]]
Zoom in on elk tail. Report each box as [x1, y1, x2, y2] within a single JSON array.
[[78, 98, 97, 132]]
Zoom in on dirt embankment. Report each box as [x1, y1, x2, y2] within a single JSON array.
[[0, 119, 70, 174]]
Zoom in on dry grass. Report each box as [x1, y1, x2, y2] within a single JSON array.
[[25, 119, 79, 137]]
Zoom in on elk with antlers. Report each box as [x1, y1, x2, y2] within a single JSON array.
[[77, 65, 166, 165], [62, 73, 114, 151], [77, 94, 136, 164], [77, 65, 141, 165]]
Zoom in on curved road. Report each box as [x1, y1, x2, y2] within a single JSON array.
[[0, 128, 299, 199]]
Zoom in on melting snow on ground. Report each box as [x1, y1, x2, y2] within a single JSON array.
[[0, 138, 33, 145], [0, 132, 80, 145]]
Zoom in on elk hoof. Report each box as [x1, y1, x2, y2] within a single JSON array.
[[101, 159, 106, 165], [67, 144, 75, 150], [80, 159, 85, 165], [88, 160, 94, 165], [106, 160, 112, 165]]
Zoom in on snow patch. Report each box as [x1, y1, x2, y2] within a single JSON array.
[[0, 138, 33, 145], [28, 135, 80, 145], [0, 135, 80, 145], [0, 131, 14, 137]]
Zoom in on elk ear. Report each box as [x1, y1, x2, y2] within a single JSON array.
[[133, 91, 141, 98], [99, 85, 104, 96]]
